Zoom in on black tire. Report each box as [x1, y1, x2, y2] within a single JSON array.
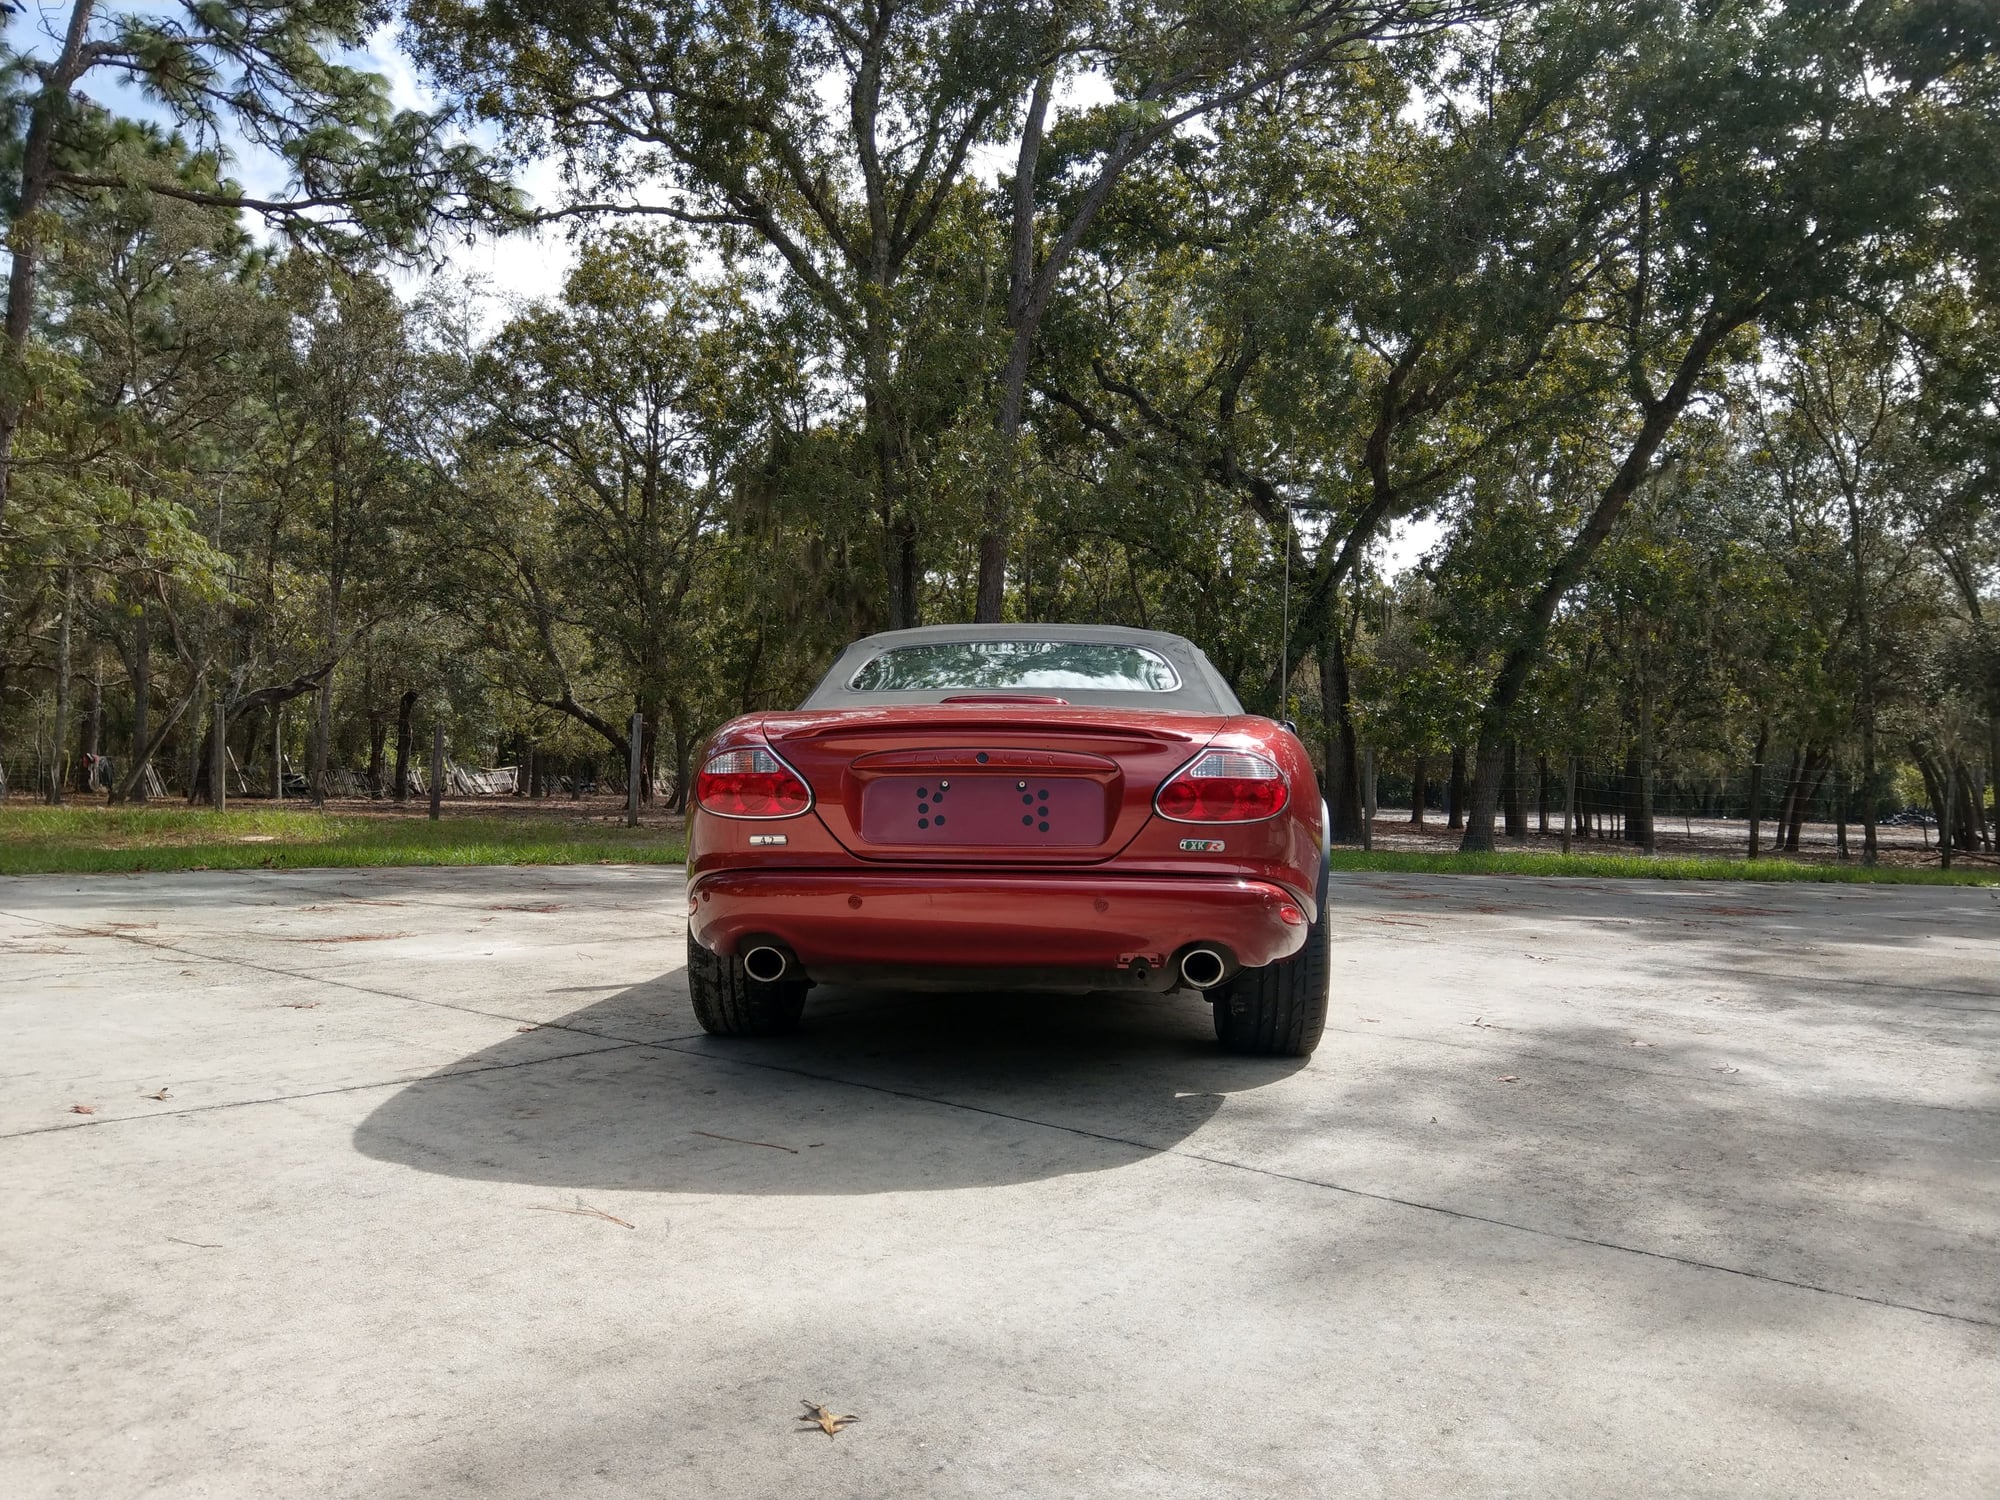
[[686, 930, 808, 1037], [1211, 894, 1330, 1058]]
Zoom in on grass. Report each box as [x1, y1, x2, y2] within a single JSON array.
[[1325, 847, 2000, 885], [0, 805, 686, 876], [1, 805, 1991, 884]]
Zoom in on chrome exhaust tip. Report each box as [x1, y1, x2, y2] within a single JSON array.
[[1179, 947, 1228, 991], [742, 944, 791, 983]]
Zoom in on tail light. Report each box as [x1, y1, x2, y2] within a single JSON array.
[[696, 745, 812, 819], [1155, 749, 1288, 823]]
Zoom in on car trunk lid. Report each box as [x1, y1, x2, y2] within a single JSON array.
[[762, 707, 1220, 864]]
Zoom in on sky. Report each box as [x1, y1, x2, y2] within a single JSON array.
[[10, 3, 1441, 573]]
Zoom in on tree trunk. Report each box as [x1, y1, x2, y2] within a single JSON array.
[[367, 709, 388, 796], [1957, 756, 1983, 852], [1860, 717, 1879, 866], [1746, 719, 1769, 859], [1319, 618, 1364, 842], [670, 720, 692, 814], [128, 600, 151, 804], [1785, 751, 1827, 852], [0, 8, 100, 783], [1448, 745, 1466, 831], [393, 688, 417, 802], [637, 696, 664, 803], [208, 690, 228, 808], [1501, 742, 1525, 839], [1459, 309, 1749, 852], [1561, 755, 1578, 854], [1988, 716, 2000, 848], [1537, 752, 1551, 833], [1835, 764, 1849, 860], [48, 567, 73, 804], [1943, 756, 1956, 869], [114, 665, 207, 803], [1773, 746, 1804, 856], [81, 649, 102, 793], [1409, 754, 1426, 826], [309, 663, 334, 805], [1362, 746, 1377, 849]]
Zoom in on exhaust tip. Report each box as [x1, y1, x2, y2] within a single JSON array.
[[742, 944, 790, 983], [1179, 947, 1227, 991]]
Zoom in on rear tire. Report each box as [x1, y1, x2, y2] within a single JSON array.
[[687, 930, 808, 1036], [1211, 899, 1329, 1058]]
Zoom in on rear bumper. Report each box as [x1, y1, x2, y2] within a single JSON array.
[[688, 868, 1310, 977]]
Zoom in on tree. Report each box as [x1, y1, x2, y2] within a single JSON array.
[[1456, 0, 2000, 850], [0, 0, 514, 774]]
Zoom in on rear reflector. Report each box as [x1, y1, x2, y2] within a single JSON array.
[[1155, 750, 1288, 823], [696, 746, 812, 819]]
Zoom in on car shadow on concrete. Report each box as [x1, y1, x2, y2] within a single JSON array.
[[353, 974, 1307, 1195]]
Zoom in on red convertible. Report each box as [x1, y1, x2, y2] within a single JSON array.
[[684, 625, 1330, 1056]]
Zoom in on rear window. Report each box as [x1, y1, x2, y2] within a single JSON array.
[[849, 640, 1183, 693]]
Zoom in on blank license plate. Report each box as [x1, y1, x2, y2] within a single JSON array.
[[859, 776, 1102, 846]]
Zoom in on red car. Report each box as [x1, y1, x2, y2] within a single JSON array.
[[684, 625, 1330, 1056]]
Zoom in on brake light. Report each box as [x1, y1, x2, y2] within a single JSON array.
[[1155, 750, 1288, 823], [696, 745, 812, 819]]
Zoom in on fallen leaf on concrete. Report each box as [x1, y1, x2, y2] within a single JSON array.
[[1496, 1075, 1519, 1084], [1359, 1017, 1380, 1023], [798, 1401, 859, 1438], [1712, 1064, 1739, 1074], [490, 903, 564, 913], [526, 1199, 635, 1229], [165, 1236, 222, 1249], [1522, 952, 1554, 963], [69, 1104, 96, 1115], [279, 1001, 320, 1010], [140, 1088, 171, 1101], [693, 1129, 799, 1154], [515, 1024, 540, 1033], [1627, 1039, 1655, 1048], [1468, 1016, 1508, 1030], [1356, 915, 1428, 928]]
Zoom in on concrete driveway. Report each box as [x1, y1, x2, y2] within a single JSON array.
[[1, 867, 1994, 1498]]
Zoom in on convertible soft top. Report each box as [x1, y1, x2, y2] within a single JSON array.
[[800, 624, 1246, 714]]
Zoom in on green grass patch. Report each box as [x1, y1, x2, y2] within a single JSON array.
[[0, 806, 686, 876], [1325, 847, 1999, 885], [4, 806, 1989, 884]]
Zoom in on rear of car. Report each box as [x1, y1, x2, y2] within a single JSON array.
[[684, 626, 1330, 1056]]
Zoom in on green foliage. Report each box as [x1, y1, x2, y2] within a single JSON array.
[[2, 0, 1997, 870], [0, 806, 686, 874]]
